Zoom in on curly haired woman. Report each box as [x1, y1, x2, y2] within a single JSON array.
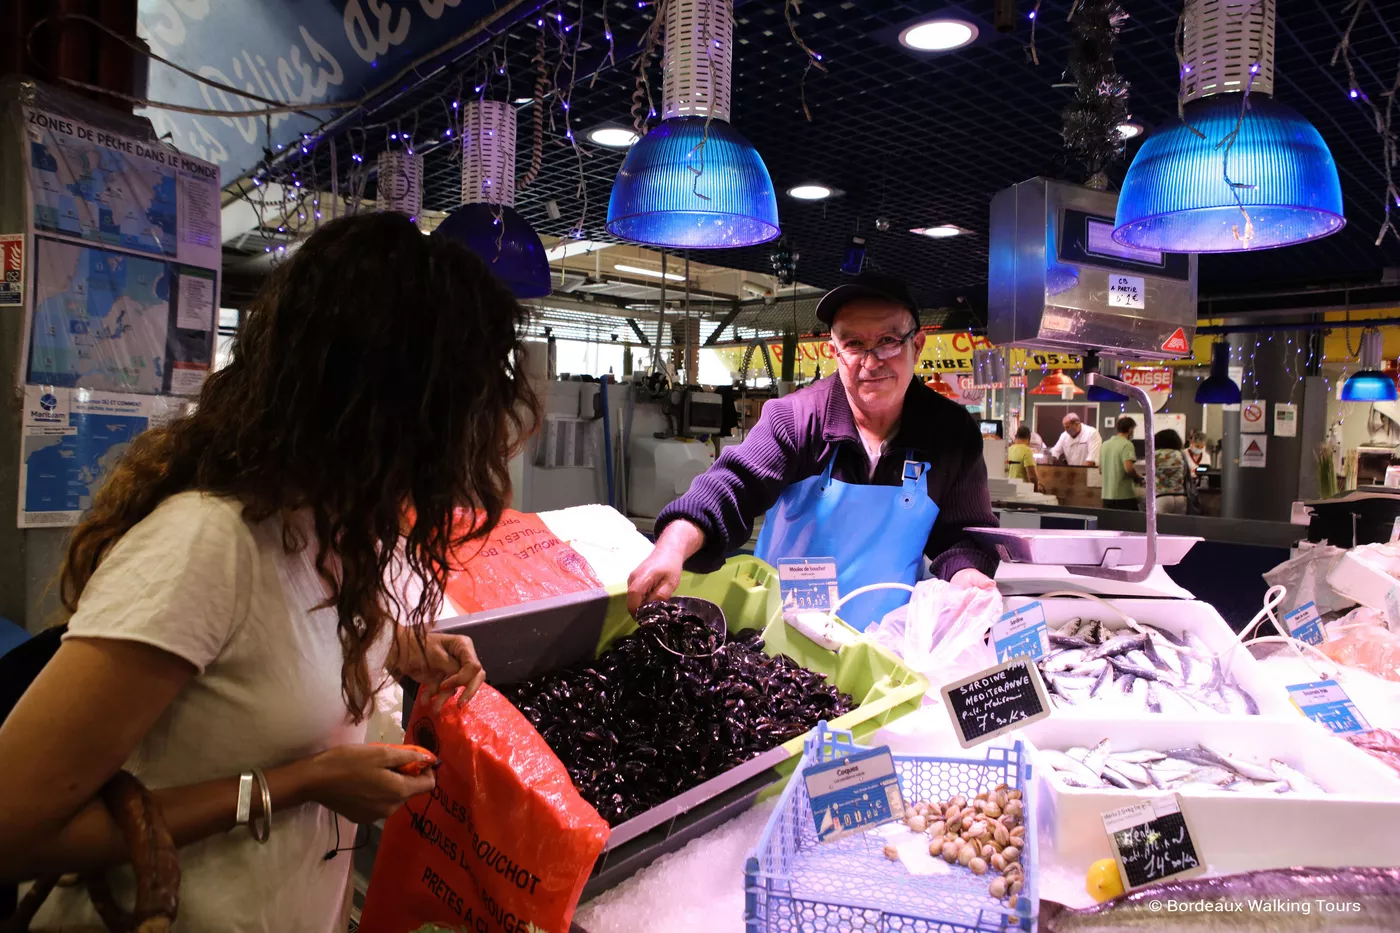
[[0, 213, 538, 931]]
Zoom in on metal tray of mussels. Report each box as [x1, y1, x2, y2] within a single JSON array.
[[432, 557, 928, 898], [966, 528, 1201, 567]]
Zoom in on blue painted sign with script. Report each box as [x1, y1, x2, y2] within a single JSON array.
[[136, 0, 510, 181]]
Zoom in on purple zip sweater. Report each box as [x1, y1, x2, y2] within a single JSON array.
[[656, 374, 1000, 579]]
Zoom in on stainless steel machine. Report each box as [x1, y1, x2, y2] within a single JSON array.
[[989, 177, 1198, 359], [979, 177, 1204, 582]]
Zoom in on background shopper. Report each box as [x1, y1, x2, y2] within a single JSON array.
[[1154, 429, 1191, 514], [1100, 417, 1139, 510]]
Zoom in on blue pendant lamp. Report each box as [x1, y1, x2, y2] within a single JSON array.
[[1114, 0, 1343, 253], [606, 0, 780, 248], [1195, 341, 1242, 405], [435, 100, 552, 298], [1341, 329, 1397, 402]]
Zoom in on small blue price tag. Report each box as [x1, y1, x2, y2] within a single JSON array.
[[777, 557, 840, 613], [1287, 679, 1372, 734], [803, 745, 905, 842], [992, 600, 1050, 662], [1282, 601, 1325, 647]]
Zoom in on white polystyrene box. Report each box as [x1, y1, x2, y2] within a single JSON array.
[[1327, 545, 1400, 623], [1020, 715, 1400, 878], [539, 504, 654, 589], [1001, 596, 1297, 717]]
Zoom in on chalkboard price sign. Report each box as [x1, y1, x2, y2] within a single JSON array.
[[1102, 795, 1205, 890], [939, 657, 1052, 749]]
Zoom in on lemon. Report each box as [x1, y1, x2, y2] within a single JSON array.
[[1086, 857, 1124, 902]]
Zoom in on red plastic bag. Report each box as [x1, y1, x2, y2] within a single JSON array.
[[358, 685, 610, 933], [445, 510, 602, 614]]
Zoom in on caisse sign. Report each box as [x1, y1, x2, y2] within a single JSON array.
[[1121, 368, 1173, 392], [1121, 367, 1172, 411]]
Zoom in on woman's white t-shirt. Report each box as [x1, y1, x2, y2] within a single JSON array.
[[38, 492, 389, 933]]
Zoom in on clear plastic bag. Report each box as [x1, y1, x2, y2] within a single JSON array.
[[865, 578, 1000, 685], [1263, 544, 1355, 616]]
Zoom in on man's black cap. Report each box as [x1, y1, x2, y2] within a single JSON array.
[[814, 271, 920, 329]]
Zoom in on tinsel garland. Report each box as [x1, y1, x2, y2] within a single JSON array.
[[1062, 0, 1131, 186]]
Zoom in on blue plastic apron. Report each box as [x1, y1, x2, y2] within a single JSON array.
[[754, 450, 939, 631]]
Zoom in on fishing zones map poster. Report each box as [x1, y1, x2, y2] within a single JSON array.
[[16, 108, 219, 527]]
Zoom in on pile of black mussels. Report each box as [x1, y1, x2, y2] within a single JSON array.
[[498, 599, 855, 825]]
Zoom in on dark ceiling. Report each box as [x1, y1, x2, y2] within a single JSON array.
[[257, 0, 1400, 323]]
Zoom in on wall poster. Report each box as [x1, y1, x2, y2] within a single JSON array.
[[15, 104, 219, 527]]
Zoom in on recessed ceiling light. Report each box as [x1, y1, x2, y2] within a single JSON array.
[[1116, 121, 1145, 140], [911, 225, 964, 238], [787, 184, 833, 200], [546, 239, 614, 261], [899, 19, 978, 52], [614, 262, 687, 282], [587, 126, 639, 148]]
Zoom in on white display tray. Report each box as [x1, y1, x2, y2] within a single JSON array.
[[968, 527, 1200, 567], [1021, 715, 1400, 877], [1001, 596, 1297, 718]]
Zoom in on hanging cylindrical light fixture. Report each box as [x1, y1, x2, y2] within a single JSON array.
[[1194, 341, 1242, 404], [435, 100, 552, 298], [376, 150, 423, 218], [1341, 328, 1397, 402], [606, 0, 780, 248], [1113, 0, 1343, 252]]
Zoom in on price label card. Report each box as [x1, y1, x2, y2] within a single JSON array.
[[1281, 601, 1325, 647], [777, 557, 839, 613], [1287, 679, 1372, 734], [1102, 794, 1204, 890], [940, 658, 1052, 749], [992, 601, 1050, 662], [1108, 274, 1145, 309], [803, 745, 905, 842]]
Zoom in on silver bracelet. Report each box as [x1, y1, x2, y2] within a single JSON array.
[[236, 772, 254, 826], [249, 768, 271, 844]]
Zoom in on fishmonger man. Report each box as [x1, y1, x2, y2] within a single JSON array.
[[627, 272, 999, 629]]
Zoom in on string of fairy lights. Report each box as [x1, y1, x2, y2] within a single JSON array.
[[1333, 0, 1400, 246], [226, 0, 836, 265], [231, 0, 661, 262]]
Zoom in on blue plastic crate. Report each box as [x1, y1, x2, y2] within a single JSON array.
[[744, 724, 1036, 933]]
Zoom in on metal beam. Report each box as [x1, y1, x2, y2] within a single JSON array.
[[526, 295, 662, 322], [627, 319, 651, 346], [704, 303, 744, 345], [1196, 316, 1400, 335]]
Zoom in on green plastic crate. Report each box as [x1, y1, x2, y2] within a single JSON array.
[[596, 556, 929, 765]]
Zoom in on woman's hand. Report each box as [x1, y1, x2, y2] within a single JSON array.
[[302, 744, 436, 824], [390, 629, 485, 712]]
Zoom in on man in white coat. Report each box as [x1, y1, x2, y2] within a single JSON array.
[[1047, 413, 1101, 467]]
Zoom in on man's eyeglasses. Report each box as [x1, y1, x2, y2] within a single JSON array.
[[832, 327, 919, 365]]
